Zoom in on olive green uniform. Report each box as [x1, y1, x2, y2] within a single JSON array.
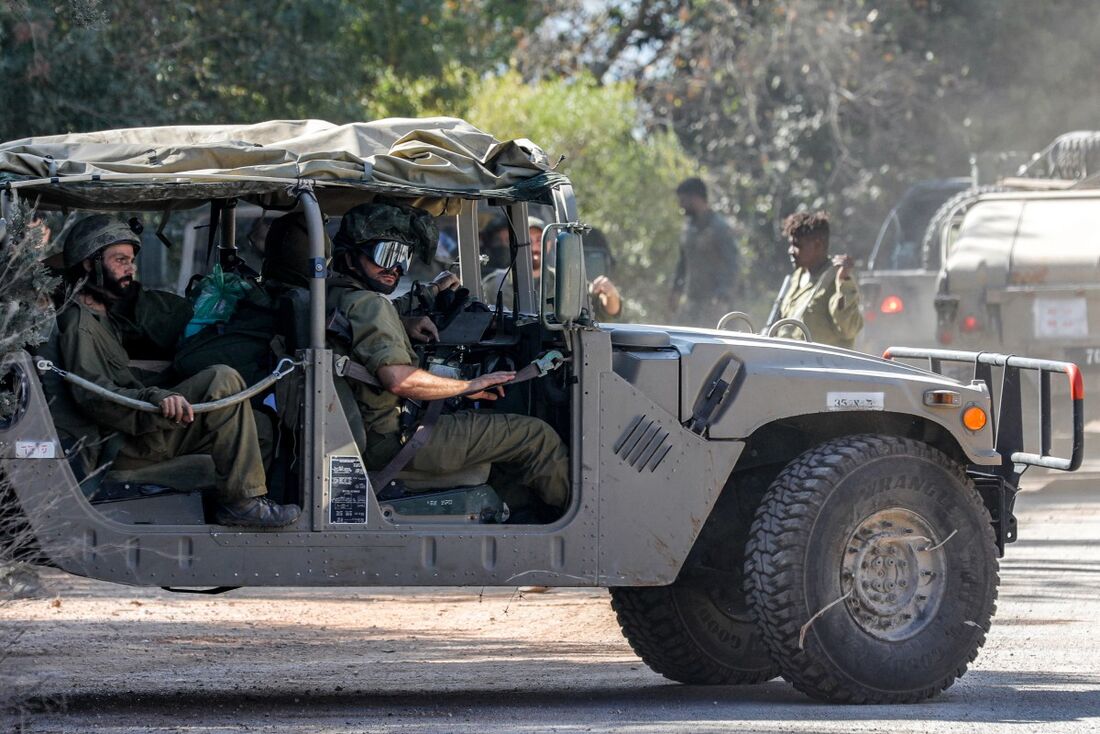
[[776, 263, 863, 349], [328, 275, 570, 509], [53, 301, 267, 502]]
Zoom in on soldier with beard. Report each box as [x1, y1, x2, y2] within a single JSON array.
[[52, 215, 300, 527]]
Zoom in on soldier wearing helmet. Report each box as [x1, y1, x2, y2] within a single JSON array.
[[52, 214, 301, 528], [61, 214, 193, 360], [328, 202, 570, 521]]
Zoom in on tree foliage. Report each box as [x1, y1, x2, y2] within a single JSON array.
[[0, 0, 543, 138], [520, 0, 1100, 297], [467, 72, 696, 320]]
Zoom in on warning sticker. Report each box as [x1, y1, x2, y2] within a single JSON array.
[[329, 455, 369, 524], [15, 441, 57, 459], [827, 392, 885, 411]]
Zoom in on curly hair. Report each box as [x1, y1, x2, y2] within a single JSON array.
[[781, 210, 830, 240], [676, 177, 707, 200]]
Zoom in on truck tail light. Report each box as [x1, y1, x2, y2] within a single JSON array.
[[880, 295, 904, 314], [960, 315, 981, 333]]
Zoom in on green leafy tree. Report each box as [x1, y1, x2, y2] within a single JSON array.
[[519, 0, 1100, 310], [467, 71, 697, 320], [0, 0, 544, 138]]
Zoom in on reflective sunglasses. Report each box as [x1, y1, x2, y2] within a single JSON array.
[[364, 240, 411, 274]]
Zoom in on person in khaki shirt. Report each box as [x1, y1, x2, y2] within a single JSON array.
[[775, 211, 863, 349]]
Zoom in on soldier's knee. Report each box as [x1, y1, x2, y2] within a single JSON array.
[[204, 364, 246, 397], [520, 416, 565, 451]]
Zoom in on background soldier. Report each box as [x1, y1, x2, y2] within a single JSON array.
[[669, 177, 741, 327], [52, 215, 301, 527], [774, 210, 863, 349], [328, 202, 570, 522]]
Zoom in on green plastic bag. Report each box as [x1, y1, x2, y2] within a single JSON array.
[[182, 264, 254, 338]]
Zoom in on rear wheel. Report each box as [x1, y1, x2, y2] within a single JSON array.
[[745, 434, 998, 703]]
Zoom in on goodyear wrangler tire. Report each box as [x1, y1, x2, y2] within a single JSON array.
[[610, 581, 779, 685], [744, 434, 998, 704]]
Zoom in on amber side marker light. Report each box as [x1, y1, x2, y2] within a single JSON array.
[[962, 405, 988, 431]]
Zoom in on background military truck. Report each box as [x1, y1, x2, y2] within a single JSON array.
[[0, 119, 1085, 705], [929, 132, 1100, 407]]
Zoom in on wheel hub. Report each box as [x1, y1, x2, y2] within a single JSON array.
[[840, 508, 947, 642]]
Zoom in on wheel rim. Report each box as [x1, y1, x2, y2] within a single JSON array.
[[840, 508, 947, 642]]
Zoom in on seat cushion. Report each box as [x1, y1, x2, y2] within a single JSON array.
[[396, 462, 491, 490], [104, 454, 217, 493]]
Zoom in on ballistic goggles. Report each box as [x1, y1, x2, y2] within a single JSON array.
[[362, 240, 412, 273]]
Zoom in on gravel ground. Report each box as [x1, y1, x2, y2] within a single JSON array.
[[3, 468, 1099, 734]]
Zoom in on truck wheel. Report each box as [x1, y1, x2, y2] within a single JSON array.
[[745, 434, 998, 703], [610, 581, 779, 685]]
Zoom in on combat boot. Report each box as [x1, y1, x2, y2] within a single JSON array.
[[215, 496, 301, 528]]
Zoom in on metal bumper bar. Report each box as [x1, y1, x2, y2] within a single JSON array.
[[883, 347, 1084, 474]]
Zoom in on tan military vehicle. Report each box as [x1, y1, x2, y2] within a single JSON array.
[[933, 188, 1100, 398], [0, 119, 1085, 704]]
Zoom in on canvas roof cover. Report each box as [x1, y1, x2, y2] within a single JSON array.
[[0, 118, 564, 209]]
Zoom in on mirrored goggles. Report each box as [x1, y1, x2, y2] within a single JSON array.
[[365, 240, 411, 273]]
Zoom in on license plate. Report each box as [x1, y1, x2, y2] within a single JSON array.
[[1064, 347, 1100, 370]]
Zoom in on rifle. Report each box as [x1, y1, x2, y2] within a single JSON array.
[[763, 274, 792, 332]]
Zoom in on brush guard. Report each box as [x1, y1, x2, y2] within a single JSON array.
[[883, 348, 1085, 554]]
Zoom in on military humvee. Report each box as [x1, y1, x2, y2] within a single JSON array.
[[0, 119, 1085, 704]]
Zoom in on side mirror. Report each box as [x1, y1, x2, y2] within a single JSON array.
[[554, 230, 584, 325]]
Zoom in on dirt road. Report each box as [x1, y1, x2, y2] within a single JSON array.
[[4, 468, 1100, 734]]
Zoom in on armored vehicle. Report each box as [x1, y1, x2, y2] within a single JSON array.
[[0, 119, 1085, 704], [933, 188, 1100, 401]]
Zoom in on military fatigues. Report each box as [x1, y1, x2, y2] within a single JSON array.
[[53, 301, 267, 502], [777, 263, 863, 349], [328, 274, 570, 509], [672, 210, 741, 327]]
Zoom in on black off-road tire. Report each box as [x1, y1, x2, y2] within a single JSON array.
[[745, 434, 998, 704], [610, 582, 780, 685]]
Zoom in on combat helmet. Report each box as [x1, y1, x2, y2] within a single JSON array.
[[63, 214, 142, 270], [333, 201, 437, 265]]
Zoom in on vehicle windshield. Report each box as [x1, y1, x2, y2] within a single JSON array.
[[869, 179, 971, 270]]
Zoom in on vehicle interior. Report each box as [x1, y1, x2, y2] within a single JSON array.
[[31, 192, 579, 530]]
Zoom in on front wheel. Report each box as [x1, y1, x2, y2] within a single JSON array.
[[745, 434, 999, 704]]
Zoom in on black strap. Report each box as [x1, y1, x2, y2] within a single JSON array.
[[368, 399, 444, 490]]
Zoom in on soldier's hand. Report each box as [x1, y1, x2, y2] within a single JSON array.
[[160, 394, 194, 425], [833, 254, 855, 283], [465, 370, 515, 401], [429, 271, 461, 297], [403, 315, 439, 343], [590, 276, 622, 317]]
